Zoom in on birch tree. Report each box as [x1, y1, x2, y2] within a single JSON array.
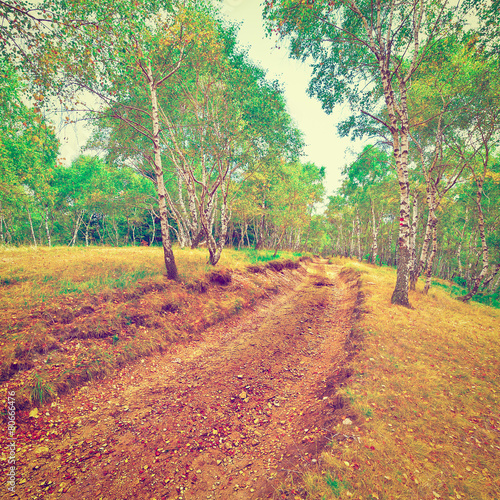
[[23, 0, 216, 278], [264, 0, 464, 306]]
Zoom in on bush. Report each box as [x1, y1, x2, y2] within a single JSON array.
[[453, 276, 467, 287]]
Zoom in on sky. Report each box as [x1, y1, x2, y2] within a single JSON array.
[[57, 0, 366, 196], [219, 0, 365, 194]]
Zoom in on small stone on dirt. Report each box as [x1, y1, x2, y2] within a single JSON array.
[[343, 418, 353, 425]]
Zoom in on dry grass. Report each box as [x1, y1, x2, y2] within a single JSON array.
[[304, 260, 500, 500], [0, 245, 303, 410]]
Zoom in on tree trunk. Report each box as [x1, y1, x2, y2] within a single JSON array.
[[84, 218, 91, 247], [273, 228, 286, 257], [147, 66, 178, 280], [457, 207, 468, 278], [356, 210, 361, 261], [484, 263, 500, 291], [423, 221, 438, 294], [390, 135, 412, 307], [44, 208, 52, 247], [458, 183, 488, 302], [190, 229, 205, 249], [150, 210, 156, 245], [254, 208, 266, 250], [489, 268, 500, 294], [26, 208, 37, 247], [205, 181, 230, 266], [378, 50, 413, 306], [409, 196, 418, 289], [349, 218, 355, 258], [370, 200, 381, 264], [70, 211, 83, 246]]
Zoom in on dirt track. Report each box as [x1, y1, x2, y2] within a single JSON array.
[[8, 262, 361, 499]]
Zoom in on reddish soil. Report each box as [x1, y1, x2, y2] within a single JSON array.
[[4, 262, 361, 499]]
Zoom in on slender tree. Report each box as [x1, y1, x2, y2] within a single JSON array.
[[264, 0, 465, 306]]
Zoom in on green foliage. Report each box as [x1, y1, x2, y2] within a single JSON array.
[[240, 249, 281, 264], [325, 473, 350, 497]]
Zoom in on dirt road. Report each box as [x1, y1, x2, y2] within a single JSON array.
[[6, 262, 361, 499]]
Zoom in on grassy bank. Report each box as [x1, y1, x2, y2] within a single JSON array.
[[305, 258, 500, 500], [0, 245, 308, 410]]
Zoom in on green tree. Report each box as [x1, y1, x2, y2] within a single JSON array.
[[0, 57, 59, 245], [264, 0, 466, 306], [27, 0, 214, 278]]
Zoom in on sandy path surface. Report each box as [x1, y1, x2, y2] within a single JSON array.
[[6, 262, 361, 500]]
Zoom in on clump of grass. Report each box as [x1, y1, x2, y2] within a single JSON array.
[[241, 249, 281, 264], [307, 261, 500, 500]]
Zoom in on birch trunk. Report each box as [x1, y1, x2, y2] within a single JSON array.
[[44, 208, 51, 247], [458, 183, 489, 302], [408, 197, 418, 289], [484, 263, 500, 291], [411, 191, 435, 291], [370, 201, 381, 264], [489, 269, 500, 294], [254, 207, 266, 250], [423, 221, 438, 294], [457, 207, 469, 278], [70, 211, 83, 247], [204, 180, 230, 266], [147, 64, 178, 280], [150, 210, 156, 245], [356, 210, 361, 261], [349, 218, 355, 258], [273, 227, 287, 257], [26, 208, 37, 247]]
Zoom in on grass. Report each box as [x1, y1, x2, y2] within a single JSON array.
[[431, 278, 500, 309], [238, 248, 283, 264], [303, 258, 500, 500], [0, 245, 305, 410]]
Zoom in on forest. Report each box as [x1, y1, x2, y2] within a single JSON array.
[[1, 0, 499, 307]]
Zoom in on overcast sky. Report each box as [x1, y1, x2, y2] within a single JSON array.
[[219, 0, 366, 195], [58, 0, 366, 196]]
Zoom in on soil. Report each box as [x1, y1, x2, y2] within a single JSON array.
[[4, 261, 362, 499]]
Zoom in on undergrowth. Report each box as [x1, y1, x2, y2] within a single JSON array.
[[305, 260, 500, 500]]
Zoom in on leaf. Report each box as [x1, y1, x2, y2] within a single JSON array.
[[29, 408, 39, 418]]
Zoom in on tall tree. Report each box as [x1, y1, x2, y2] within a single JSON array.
[[31, 0, 228, 279], [264, 0, 464, 306], [0, 57, 59, 245]]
